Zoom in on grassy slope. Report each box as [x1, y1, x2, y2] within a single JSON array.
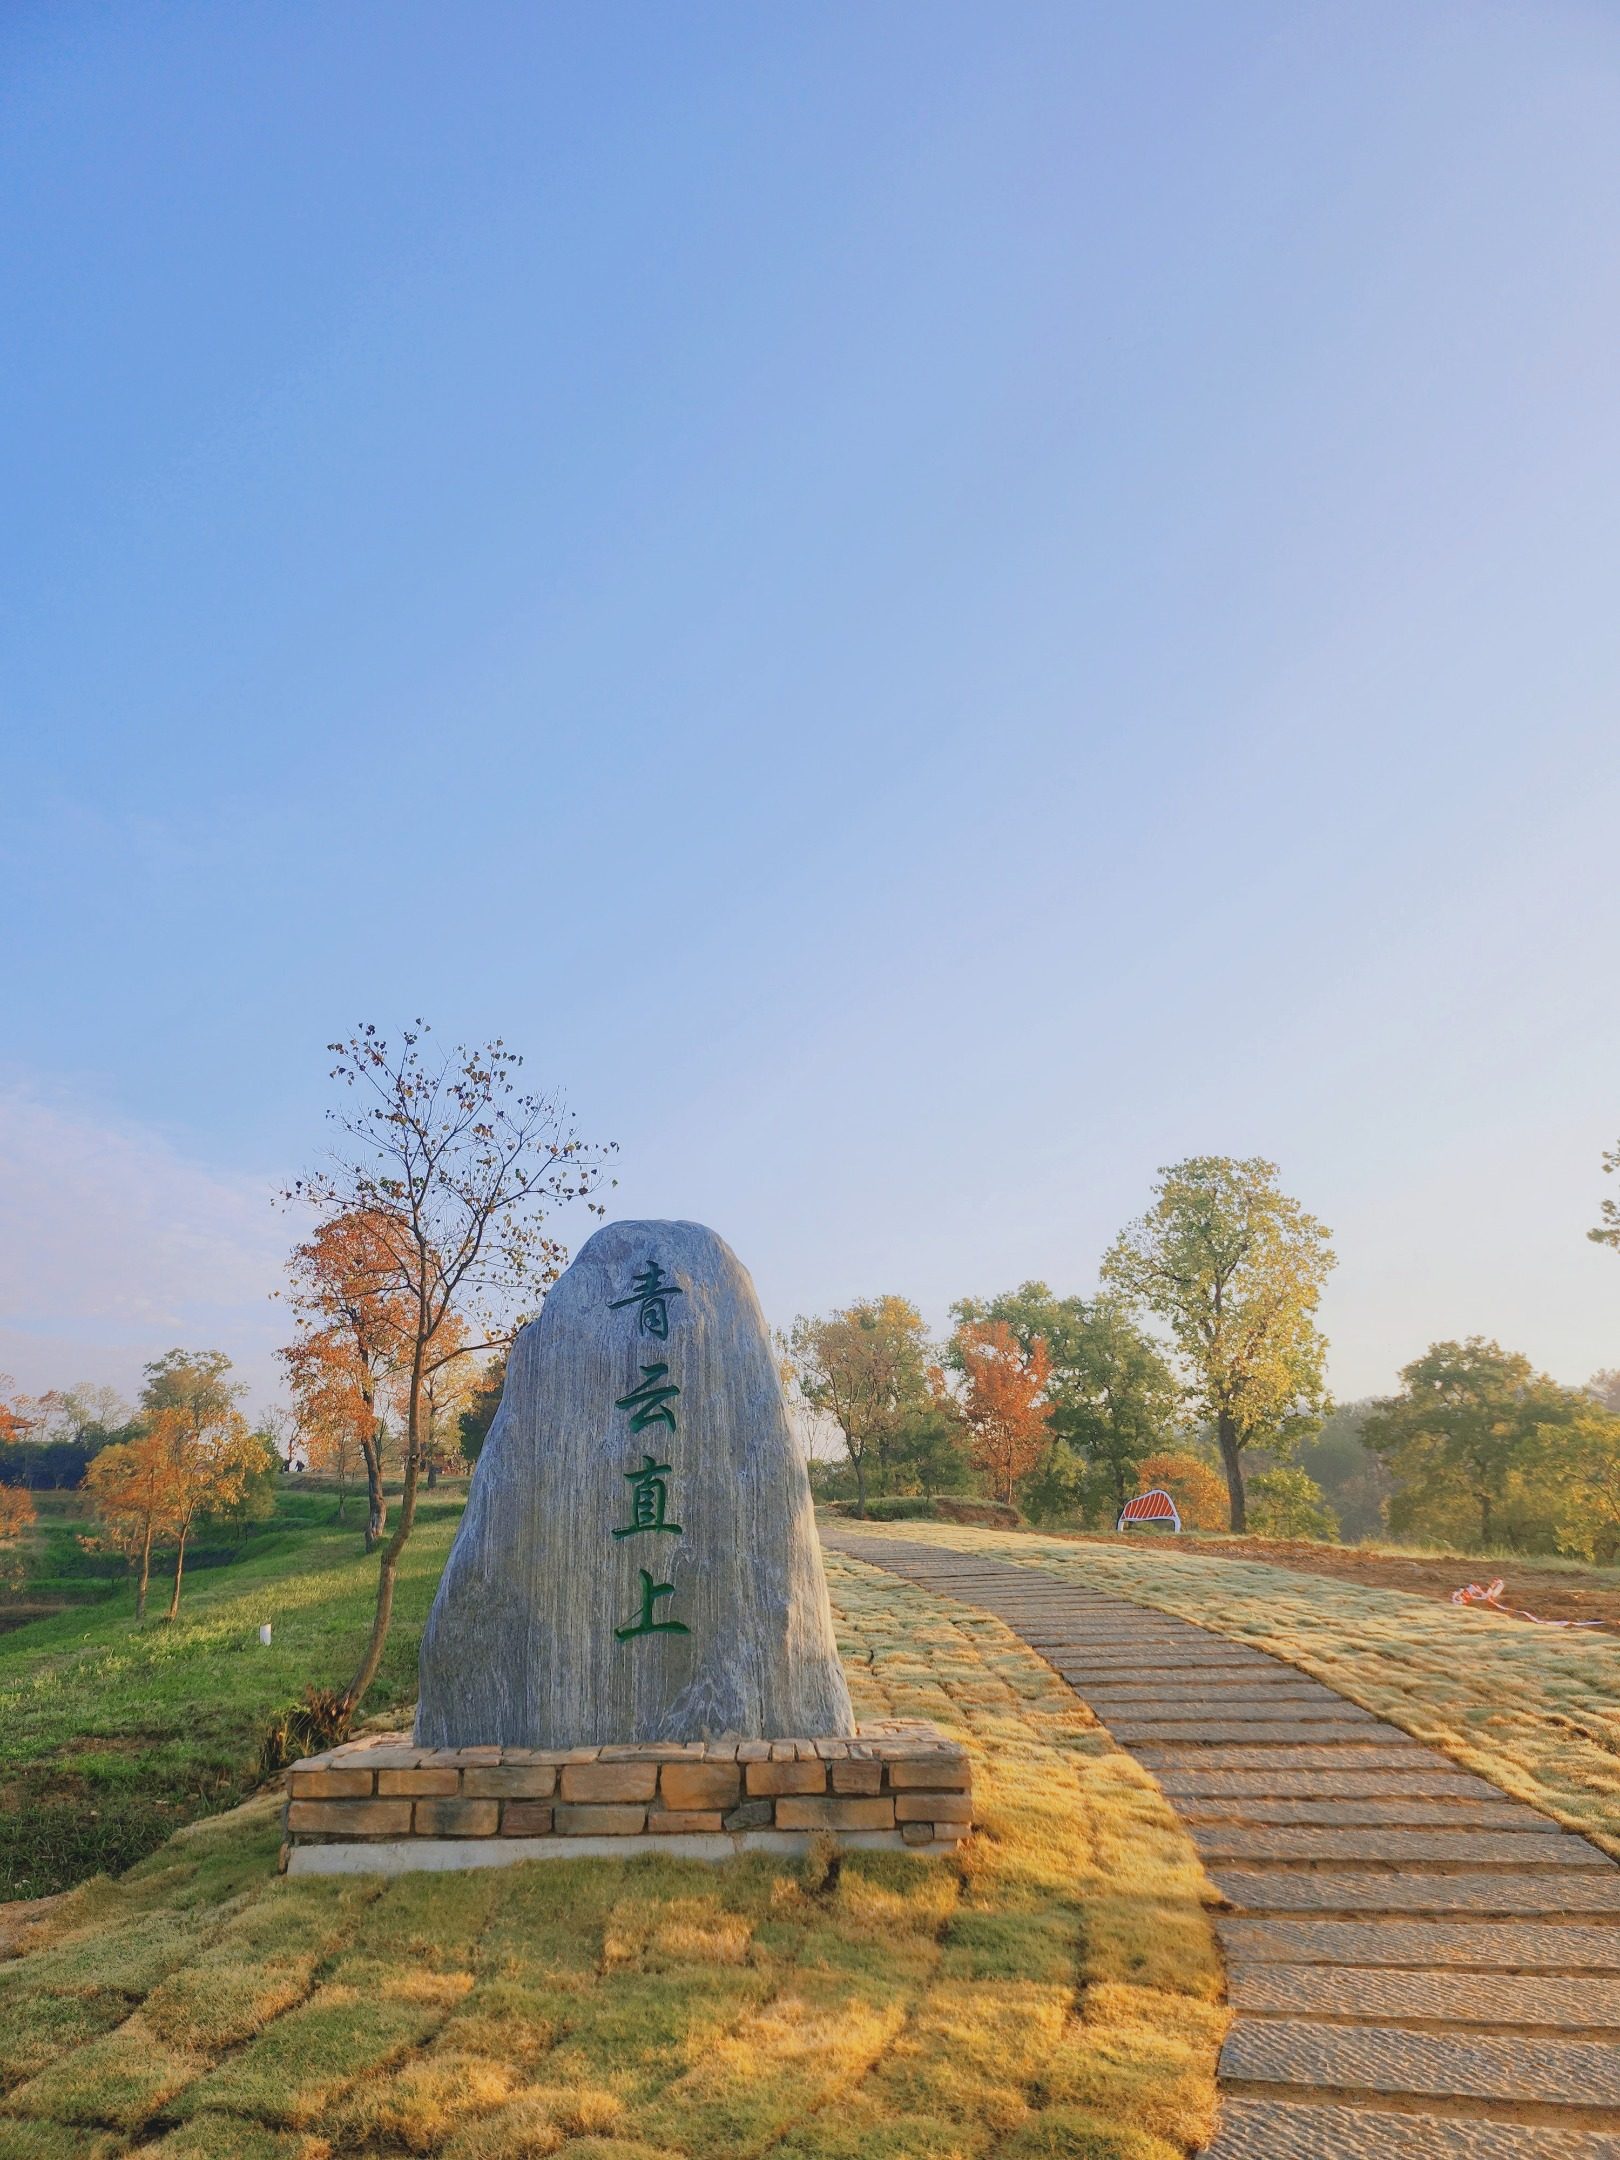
[[849, 1522, 1620, 1855], [0, 1493, 466, 1898], [0, 1549, 1225, 2160]]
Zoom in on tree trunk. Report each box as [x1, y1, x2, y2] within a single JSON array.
[[852, 1448, 867, 1519], [166, 1525, 189, 1620], [136, 1520, 153, 1620], [359, 1418, 386, 1551], [1479, 1488, 1493, 1545], [1217, 1410, 1246, 1532], [344, 1350, 424, 1715]]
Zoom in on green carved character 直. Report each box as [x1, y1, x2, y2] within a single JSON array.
[[614, 1453, 682, 1538]]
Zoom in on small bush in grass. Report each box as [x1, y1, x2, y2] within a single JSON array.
[[257, 1688, 352, 1778]]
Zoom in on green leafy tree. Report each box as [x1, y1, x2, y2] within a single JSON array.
[[785, 1297, 936, 1516], [885, 1394, 973, 1498], [1363, 1338, 1586, 1549], [1292, 1400, 1391, 1542], [1102, 1157, 1334, 1531], [1546, 1401, 1620, 1561], [951, 1283, 1180, 1522], [1247, 1465, 1338, 1541], [139, 1349, 240, 1425]]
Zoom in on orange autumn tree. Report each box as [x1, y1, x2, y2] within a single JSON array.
[[83, 1432, 176, 1620], [282, 1313, 379, 1525], [387, 1310, 479, 1489], [955, 1319, 1052, 1504], [288, 1024, 615, 1718], [144, 1401, 262, 1619], [1131, 1449, 1227, 1531], [0, 1375, 34, 1447], [0, 1484, 37, 1597], [282, 1206, 416, 1551]]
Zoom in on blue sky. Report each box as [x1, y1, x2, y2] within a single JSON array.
[[3, 1, 1617, 1410]]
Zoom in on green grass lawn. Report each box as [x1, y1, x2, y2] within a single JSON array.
[[0, 1549, 1225, 2160], [0, 1490, 466, 1899], [839, 1521, 1620, 1854]]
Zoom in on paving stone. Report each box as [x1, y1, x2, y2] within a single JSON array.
[[558, 1761, 658, 1804], [1191, 1824, 1609, 1866], [1072, 1684, 1334, 1707], [1218, 1916, 1620, 1971], [1109, 1719, 1391, 1746], [1137, 1744, 1425, 1770], [1205, 2096, 1620, 2158], [1181, 1797, 1564, 1829], [1228, 1963, 1620, 2028], [1212, 1868, 1620, 1915], [1221, 2016, 1620, 2106], [1111, 1699, 1373, 1723], [1047, 1653, 1275, 1673], [1091, 1699, 1357, 1723], [659, 1761, 742, 1812], [1156, 1769, 1501, 1801]]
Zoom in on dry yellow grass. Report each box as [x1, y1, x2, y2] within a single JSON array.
[[844, 1521, 1620, 1855], [0, 1550, 1225, 2160]]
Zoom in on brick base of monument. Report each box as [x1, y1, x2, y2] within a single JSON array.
[[280, 1720, 972, 1875]]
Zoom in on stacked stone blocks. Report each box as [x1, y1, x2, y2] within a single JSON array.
[[284, 1719, 971, 1865]]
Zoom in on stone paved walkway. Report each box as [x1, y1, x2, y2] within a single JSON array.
[[823, 1527, 1620, 2159]]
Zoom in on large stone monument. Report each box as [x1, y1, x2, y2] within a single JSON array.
[[415, 1219, 856, 1749], [279, 1218, 973, 1873]]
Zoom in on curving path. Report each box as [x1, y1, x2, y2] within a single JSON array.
[[823, 1525, 1620, 2159]]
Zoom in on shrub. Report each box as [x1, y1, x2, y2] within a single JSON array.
[[1247, 1466, 1339, 1542], [257, 1686, 353, 1778]]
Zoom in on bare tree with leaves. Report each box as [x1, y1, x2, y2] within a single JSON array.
[[286, 1023, 615, 1716]]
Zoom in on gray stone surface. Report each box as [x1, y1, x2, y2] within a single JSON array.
[[1218, 1917, 1620, 1971], [1191, 1824, 1608, 1865], [1220, 2017, 1620, 2106], [1211, 1868, 1620, 1915], [417, 1220, 854, 1749], [1205, 2097, 1620, 2158], [1228, 1964, 1620, 2027]]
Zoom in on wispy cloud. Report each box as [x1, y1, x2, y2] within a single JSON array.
[[0, 1086, 287, 1409]]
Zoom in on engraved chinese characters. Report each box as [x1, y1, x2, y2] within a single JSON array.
[[414, 1219, 855, 1749]]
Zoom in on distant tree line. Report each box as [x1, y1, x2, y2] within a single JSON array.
[[785, 1148, 1620, 1559]]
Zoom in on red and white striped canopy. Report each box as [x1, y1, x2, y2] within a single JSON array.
[[1117, 1488, 1181, 1530]]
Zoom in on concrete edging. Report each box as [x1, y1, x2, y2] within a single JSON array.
[[286, 1826, 958, 1874]]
